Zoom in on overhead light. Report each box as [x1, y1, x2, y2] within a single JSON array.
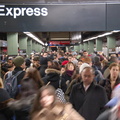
[[44, 42, 48, 46], [23, 32, 44, 45], [83, 30, 120, 42]]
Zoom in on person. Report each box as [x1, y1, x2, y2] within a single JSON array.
[[42, 61, 66, 92], [99, 62, 120, 100], [7, 76, 41, 120], [96, 84, 120, 120], [31, 85, 85, 120], [4, 56, 26, 98], [24, 67, 44, 88], [0, 77, 13, 120], [70, 66, 108, 120], [62, 62, 76, 86]]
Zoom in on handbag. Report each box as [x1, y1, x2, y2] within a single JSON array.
[[56, 75, 66, 103]]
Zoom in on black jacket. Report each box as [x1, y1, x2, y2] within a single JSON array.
[[42, 68, 67, 92], [8, 94, 36, 120], [70, 82, 108, 120], [99, 76, 120, 100], [0, 88, 13, 120]]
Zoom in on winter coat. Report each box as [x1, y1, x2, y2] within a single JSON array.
[[62, 72, 72, 83], [8, 94, 36, 120], [42, 68, 67, 92], [70, 82, 108, 120], [0, 88, 13, 120], [32, 102, 85, 120], [99, 76, 120, 100]]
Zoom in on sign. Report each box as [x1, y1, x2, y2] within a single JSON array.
[[0, 5, 48, 19], [0, 4, 120, 31], [49, 41, 70, 46], [0, 4, 106, 32]]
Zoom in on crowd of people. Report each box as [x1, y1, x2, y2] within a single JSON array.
[[0, 50, 120, 120]]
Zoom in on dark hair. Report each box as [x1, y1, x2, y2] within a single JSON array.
[[31, 85, 56, 116], [33, 56, 40, 61], [23, 67, 44, 88], [49, 61, 61, 70], [20, 78, 39, 97]]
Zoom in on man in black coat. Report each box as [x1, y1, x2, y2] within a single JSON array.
[[70, 67, 108, 120]]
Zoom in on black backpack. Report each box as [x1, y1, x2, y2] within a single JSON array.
[[4, 71, 23, 98]]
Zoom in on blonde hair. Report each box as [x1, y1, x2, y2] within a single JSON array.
[[0, 77, 4, 88]]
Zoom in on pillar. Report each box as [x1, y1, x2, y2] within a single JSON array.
[[88, 41, 94, 54], [96, 38, 103, 51], [19, 36, 28, 56], [80, 43, 83, 50], [32, 41, 36, 52], [107, 35, 116, 49], [27, 39, 32, 57], [7, 33, 18, 55], [83, 42, 88, 51]]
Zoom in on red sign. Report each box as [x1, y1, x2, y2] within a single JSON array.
[[49, 41, 70, 45]]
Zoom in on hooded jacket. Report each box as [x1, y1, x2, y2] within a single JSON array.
[[42, 68, 67, 92]]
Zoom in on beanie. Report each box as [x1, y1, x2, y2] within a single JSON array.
[[79, 63, 91, 73], [93, 56, 100, 63], [13, 56, 24, 67]]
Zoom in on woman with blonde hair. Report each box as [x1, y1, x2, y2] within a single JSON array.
[[31, 85, 85, 120]]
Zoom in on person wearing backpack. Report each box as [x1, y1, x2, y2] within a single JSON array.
[[4, 56, 26, 98]]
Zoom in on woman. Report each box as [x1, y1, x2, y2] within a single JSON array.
[[99, 62, 120, 100], [7, 67, 44, 120], [31, 85, 85, 120], [42, 61, 66, 92], [24, 67, 44, 88], [62, 62, 76, 86]]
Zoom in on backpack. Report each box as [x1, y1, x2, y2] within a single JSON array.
[[4, 71, 23, 98], [56, 75, 66, 103]]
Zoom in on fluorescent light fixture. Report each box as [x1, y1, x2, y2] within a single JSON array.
[[44, 42, 48, 46], [83, 30, 120, 42], [23, 32, 44, 45]]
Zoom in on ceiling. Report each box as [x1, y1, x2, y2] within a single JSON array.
[[33, 31, 104, 44], [0, 31, 108, 44], [0, 31, 120, 46]]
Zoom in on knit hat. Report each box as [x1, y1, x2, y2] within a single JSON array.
[[13, 56, 24, 67], [79, 63, 91, 73], [93, 56, 100, 63]]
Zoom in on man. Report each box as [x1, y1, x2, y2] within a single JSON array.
[[70, 66, 108, 120], [4, 56, 26, 98], [7, 57, 15, 71]]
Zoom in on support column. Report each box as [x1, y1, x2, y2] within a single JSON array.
[[38, 44, 41, 52], [7, 33, 18, 55], [40, 45, 42, 52], [74, 46, 79, 51], [83, 42, 88, 51], [32, 41, 36, 52], [19, 36, 28, 56], [96, 38, 103, 51], [107, 35, 116, 56], [80, 43, 83, 50], [88, 41, 94, 54], [107, 35, 116, 49], [27, 39, 32, 57]]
